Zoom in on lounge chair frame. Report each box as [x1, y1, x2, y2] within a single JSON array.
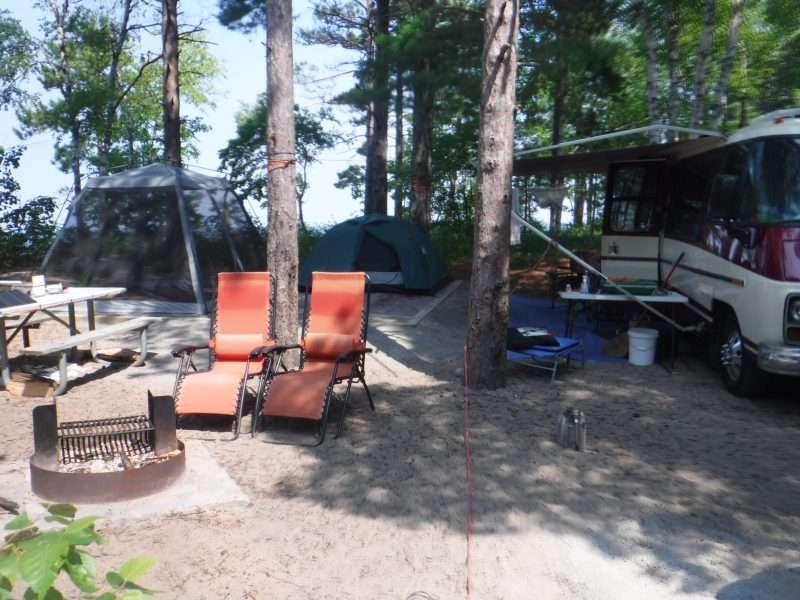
[[172, 273, 276, 439], [251, 275, 373, 446]]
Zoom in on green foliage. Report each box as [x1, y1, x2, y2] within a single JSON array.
[[334, 165, 366, 203], [219, 97, 338, 208], [0, 10, 34, 110], [0, 504, 156, 600], [0, 146, 56, 271], [216, 0, 265, 33], [298, 225, 327, 263], [16, 2, 219, 180]]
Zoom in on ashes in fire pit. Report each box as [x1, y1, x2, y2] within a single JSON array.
[[30, 392, 186, 503]]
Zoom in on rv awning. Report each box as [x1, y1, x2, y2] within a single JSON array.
[[513, 137, 725, 177]]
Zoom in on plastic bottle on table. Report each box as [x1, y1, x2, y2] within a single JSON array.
[[580, 273, 590, 294]]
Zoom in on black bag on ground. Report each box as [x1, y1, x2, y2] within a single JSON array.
[[507, 327, 560, 350]]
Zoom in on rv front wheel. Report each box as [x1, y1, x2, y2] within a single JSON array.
[[719, 313, 761, 397]]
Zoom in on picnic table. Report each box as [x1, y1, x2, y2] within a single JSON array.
[[0, 286, 125, 390]]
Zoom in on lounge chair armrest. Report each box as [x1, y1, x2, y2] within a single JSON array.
[[172, 343, 209, 357], [248, 343, 302, 359], [335, 346, 372, 364]]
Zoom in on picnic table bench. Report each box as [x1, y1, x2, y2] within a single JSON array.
[[20, 316, 161, 396]]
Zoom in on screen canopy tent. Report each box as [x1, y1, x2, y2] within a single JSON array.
[[300, 214, 448, 293], [40, 164, 264, 313]]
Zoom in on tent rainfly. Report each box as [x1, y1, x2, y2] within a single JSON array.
[[40, 163, 264, 312], [300, 214, 449, 293]]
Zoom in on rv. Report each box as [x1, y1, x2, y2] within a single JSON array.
[[515, 109, 800, 396]]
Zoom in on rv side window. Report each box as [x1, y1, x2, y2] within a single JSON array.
[[606, 164, 660, 234], [708, 145, 748, 222], [667, 151, 724, 241]]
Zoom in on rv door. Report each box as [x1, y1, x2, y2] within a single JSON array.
[[602, 160, 665, 280]]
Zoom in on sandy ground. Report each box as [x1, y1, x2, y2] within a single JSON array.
[[1, 285, 800, 599]]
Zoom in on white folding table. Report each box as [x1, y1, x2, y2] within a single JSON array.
[[559, 289, 689, 370], [0, 286, 125, 384]]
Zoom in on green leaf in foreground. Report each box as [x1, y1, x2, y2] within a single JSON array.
[[106, 571, 124, 588], [44, 505, 76, 520], [118, 557, 156, 584], [18, 533, 69, 598], [64, 548, 97, 593], [4, 514, 32, 531]]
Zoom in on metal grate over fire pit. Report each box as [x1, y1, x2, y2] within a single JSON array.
[[58, 415, 154, 463], [30, 393, 186, 503]]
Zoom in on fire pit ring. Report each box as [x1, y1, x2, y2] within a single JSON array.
[[30, 441, 186, 503], [30, 393, 186, 503]]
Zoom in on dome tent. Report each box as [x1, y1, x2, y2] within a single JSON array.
[[300, 214, 448, 293], [40, 163, 264, 313]]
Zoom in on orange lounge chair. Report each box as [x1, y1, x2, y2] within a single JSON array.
[[171, 272, 274, 438], [251, 272, 373, 445]]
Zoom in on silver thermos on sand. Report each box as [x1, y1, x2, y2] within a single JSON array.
[[557, 407, 587, 451]]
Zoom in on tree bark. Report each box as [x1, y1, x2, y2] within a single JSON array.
[[365, 0, 389, 214], [549, 71, 567, 232], [666, 1, 681, 139], [410, 0, 434, 233], [266, 0, 299, 346], [689, 0, 717, 129], [639, 3, 660, 140], [708, 0, 746, 130], [574, 174, 585, 227], [393, 70, 404, 218], [50, 0, 82, 193], [162, 0, 181, 166], [466, 0, 519, 390], [99, 0, 134, 175]]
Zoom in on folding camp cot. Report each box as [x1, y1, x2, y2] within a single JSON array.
[[507, 335, 584, 382]]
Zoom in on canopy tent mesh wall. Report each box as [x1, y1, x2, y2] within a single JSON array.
[[40, 164, 264, 312]]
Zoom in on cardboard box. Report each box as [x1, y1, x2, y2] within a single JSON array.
[[5, 372, 54, 398]]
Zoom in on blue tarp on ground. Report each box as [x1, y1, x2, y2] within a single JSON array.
[[509, 294, 624, 363]]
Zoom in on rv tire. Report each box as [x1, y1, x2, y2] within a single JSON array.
[[719, 312, 762, 397]]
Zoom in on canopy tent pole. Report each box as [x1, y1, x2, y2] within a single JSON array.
[[39, 187, 86, 274], [511, 210, 701, 333], [174, 173, 207, 312]]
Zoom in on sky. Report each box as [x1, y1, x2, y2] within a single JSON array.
[[0, 0, 369, 227]]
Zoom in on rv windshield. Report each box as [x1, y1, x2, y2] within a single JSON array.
[[746, 136, 800, 225]]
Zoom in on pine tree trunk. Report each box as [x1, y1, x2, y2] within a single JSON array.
[[708, 0, 746, 130], [52, 0, 82, 193], [266, 0, 299, 346], [364, 103, 374, 213], [689, 0, 717, 129], [365, 0, 389, 214], [410, 0, 434, 233], [549, 72, 566, 232], [640, 4, 660, 140], [99, 0, 133, 175], [162, 0, 180, 166], [394, 71, 404, 218], [466, 0, 519, 390], [70, 122, 82, 194], [574, 174, 585, 227], [666, 1, 681, 139]]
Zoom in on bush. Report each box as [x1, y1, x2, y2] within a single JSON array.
[[0, 146, 56, 272]]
